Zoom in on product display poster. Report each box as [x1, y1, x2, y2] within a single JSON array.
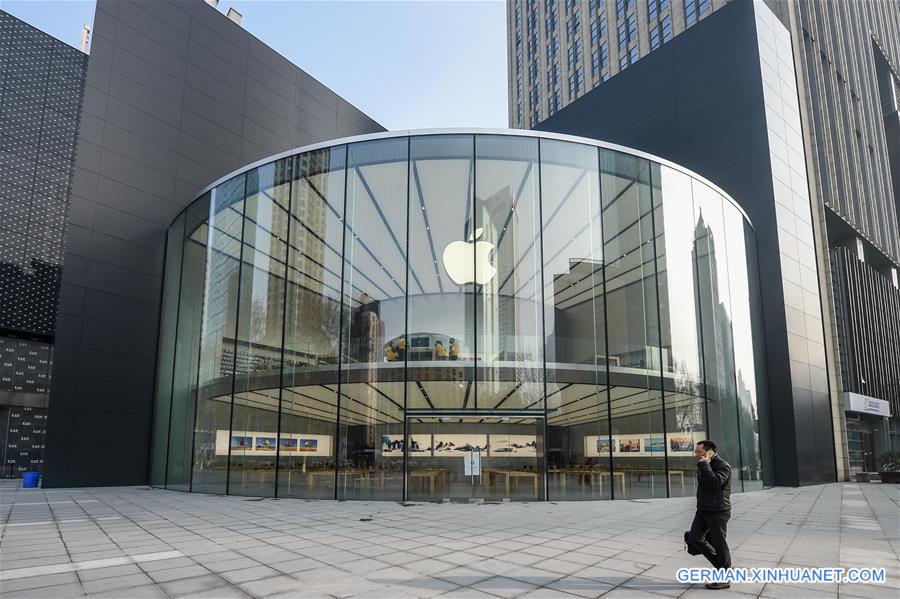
[[667, 432, 706, 454], [617, 438, 642, 453], [382, 434, 432, 455], [584, 435, 615, 457], [215, 430, 331, 457], [231, 436, 253, 451], [432, 434, 488, 456], [488, 434, 537, 457], [584, 432, 706, 457], [644, 437, 665, 453]]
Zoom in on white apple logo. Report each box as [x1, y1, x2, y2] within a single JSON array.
[[442, 227, 496, 285]]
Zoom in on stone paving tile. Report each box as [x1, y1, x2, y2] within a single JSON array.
[[220, 564, 281, 584], [1, 481, 899, 599], [0, 571, 81, 593], [3, 581, 86, 598]]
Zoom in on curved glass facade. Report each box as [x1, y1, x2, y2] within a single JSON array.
[[151, 131, 769, 501]]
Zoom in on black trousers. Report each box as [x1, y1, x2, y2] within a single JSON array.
[[688, 510, 731, 569]]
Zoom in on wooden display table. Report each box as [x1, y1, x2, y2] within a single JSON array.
[[548, 468, 626, 495], [482, 469, 540, 498], [409, 469, 448, 495], [622, 469, 685, 493]]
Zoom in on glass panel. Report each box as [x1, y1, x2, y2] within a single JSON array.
[[724, 205, 765, 490], [278, 148, 346, 499], [539, 139, 610, 500], [338, 138, 407, 500], [601, 149, 665, 499], [228, 162, 290, 496], [693, 180, 741, 487], [406, 417, 544, 502], [151, 213, 184, 487], [166, 196, 210, 491], [654, 166, 705, 498], [474, 135, 544, 411], [406, 135, 476, 411], [191, 175, 246, 494]]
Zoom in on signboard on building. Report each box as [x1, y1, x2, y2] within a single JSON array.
[[845, 392, 891, 417]]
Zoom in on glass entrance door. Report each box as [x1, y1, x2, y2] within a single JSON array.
[[406, 417, 544, 502]]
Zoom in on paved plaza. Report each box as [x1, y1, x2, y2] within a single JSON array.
[[0, 482, 897, 599]]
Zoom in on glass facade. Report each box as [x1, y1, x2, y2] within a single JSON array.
[[151, 131, 768, 501]]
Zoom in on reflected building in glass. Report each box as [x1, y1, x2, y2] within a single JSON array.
[[151, 130, 769, 501]]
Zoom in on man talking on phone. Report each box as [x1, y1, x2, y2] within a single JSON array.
[[685, 440, 732, 590]]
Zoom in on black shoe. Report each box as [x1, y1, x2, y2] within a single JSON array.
[[704, 582, 730, 590]]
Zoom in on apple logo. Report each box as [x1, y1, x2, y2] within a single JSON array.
[[442, 227, 496, 285]]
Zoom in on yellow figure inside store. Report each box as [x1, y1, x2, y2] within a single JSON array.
[[435, 340, 448, 360], [385, 343, 399, 362]]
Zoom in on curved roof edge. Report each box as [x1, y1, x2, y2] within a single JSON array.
[[191, 128, 753, 228]]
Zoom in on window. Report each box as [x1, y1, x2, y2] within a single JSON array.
[[685, 0, 698, 26], [662, 15, 673, 42], [599, 11, 607, 37], [616, 0, 625, 20], [648, 0, 658, 22], [699, 0, 710, 15], [591, 19, 599, 46], [660, 0, 669, 9], [629, 45, 639, 63], [600, 41, 609, 69], [547, 62, 560, 91], [627, 12, 637, 41], [618, 23, 627, 50], [575, 66, 584, 93], [575, 38, 583, 64], [620, 54, 628, 70], [547, 88, 561, 114], [650, 24, 661, 50], [592, 49, 600, 77]]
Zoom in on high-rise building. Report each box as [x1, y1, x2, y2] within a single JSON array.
[[507, 0, 733, 129], [522, 0, 900, 483]]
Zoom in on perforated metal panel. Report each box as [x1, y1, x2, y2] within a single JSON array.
[[0, 11, 87, 338]]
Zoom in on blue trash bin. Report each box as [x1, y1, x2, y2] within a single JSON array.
[[22, 471, 40, 488]]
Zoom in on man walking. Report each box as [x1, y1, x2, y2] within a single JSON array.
[[685, 440, 732, 590]]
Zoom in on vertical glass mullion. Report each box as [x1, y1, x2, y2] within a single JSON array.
[[223, 175, 249, 495], [600, 151, 614, 499], [334, 144, 349, 500], [536, 138, 548, 501], [647, 165, 670, 498], [274, 159, 294, 498], [402, 137, 411, 501]]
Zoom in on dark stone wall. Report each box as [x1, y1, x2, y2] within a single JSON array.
[[538, 0, 836, 486], [44, 0, 384, 487]]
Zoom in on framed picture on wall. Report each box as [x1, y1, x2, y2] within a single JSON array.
[[644, 437, 665, 453]]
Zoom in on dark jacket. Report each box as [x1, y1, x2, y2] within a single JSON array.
[[696, 454, 731, 512]]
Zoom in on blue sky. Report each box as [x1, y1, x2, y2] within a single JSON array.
[[2, 0, 510, 130]]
